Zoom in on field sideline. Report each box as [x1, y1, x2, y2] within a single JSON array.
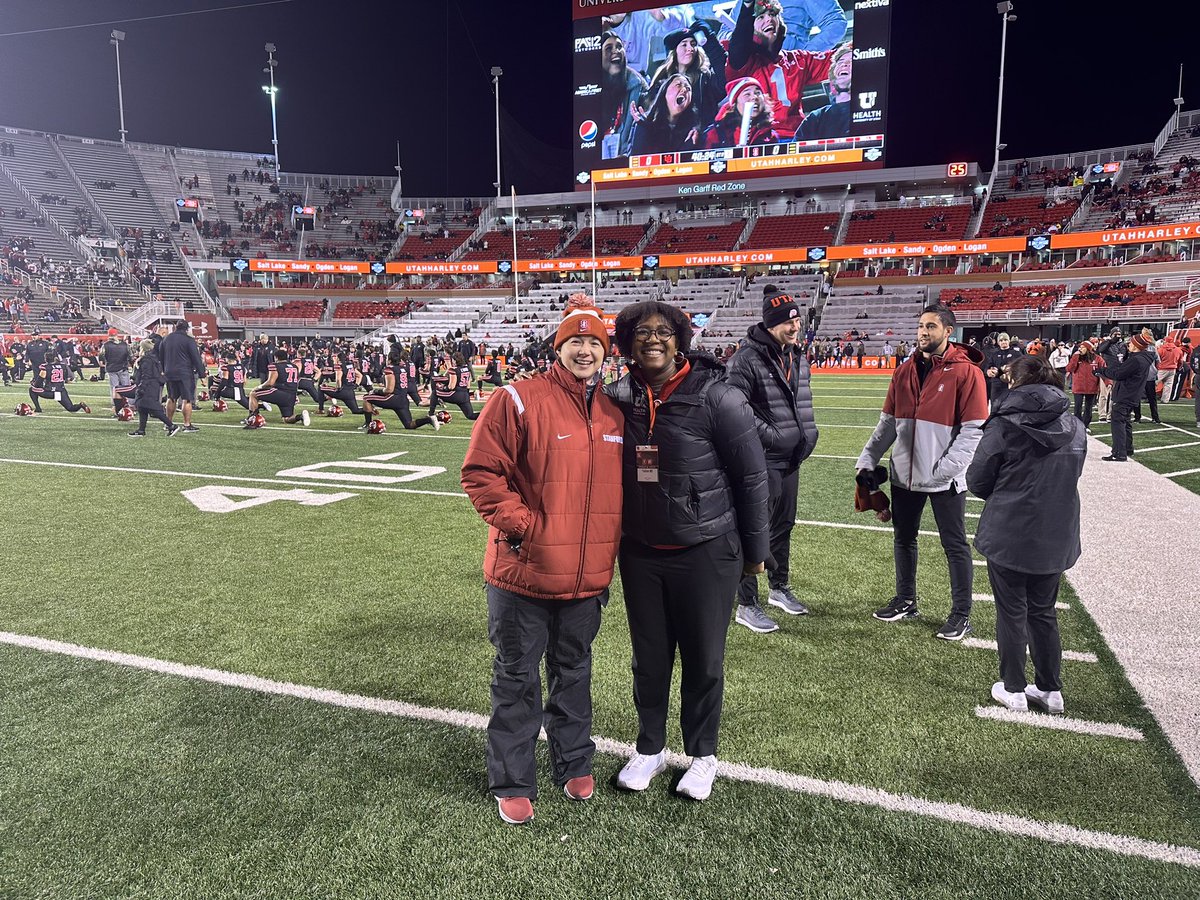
[[2, 371, 1199, 899]]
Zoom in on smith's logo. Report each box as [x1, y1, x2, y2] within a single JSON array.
[[574, 35, 602, 53], [854, 47, 887, 60], [859, 92, 878, 109]]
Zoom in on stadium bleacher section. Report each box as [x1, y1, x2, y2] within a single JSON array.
[[844, 203, 971, 243], [742, 213, 840, 250], [643, 220, 746, 254]]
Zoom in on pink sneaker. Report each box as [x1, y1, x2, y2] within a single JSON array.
[[564, 775, 594, 801], [496, 796, 534, 825]]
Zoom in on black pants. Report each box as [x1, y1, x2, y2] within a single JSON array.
[[987, 561, 1062, 693], [431, 389, 479, 420], [30, 387, 84, 413], [486, 586, 602, 799], [1134, 381, 1159, 422], [737, 466, 798, 606], [619, 532, 742, 758], [1072, 393, 1095, 429], [891, 484, 973, 617], [323, 387, 362, 415], [298, 379, 323, 410], [370, 395, 434, 430], [1110, 400, 1136, 459], [137, 400, 172, 431]]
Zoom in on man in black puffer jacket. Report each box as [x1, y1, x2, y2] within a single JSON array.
[[725, 284, 820, 633], [1094, 330, 1154, 461]]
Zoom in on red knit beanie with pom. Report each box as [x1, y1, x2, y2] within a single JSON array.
[[554, 294, 610, 355]]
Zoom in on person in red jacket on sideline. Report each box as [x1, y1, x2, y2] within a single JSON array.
[[1156, 338, 1184, 404], [1065, 339, 1101, 433], [461, 297, 624, 826]]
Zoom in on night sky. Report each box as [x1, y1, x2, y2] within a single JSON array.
[[0, 0, 1190, 197]]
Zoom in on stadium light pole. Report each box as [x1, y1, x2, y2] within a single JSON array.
[[110, 31, 128, 144], [263, 43, 281, 181], [492, 67, 503, 200], [992, 3, 1016, 182]]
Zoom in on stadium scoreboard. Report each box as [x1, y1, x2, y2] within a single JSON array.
[[573, 0, 892, 190]]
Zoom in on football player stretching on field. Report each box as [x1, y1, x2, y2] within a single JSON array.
[[28, 352, 91, 415], [321, 351, 366, 419], [364, 348, 441, 431], [429, 351, 479, 420], [248, 349, 310, 426]]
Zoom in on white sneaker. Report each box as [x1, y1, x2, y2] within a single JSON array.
[[1024, 685, 1065, 715], [260, 402, 272, 412], [991, 682, 1028, 712], [616, 750, 667, 792], [301, 409, 310, 427], [676, 755, 718, 801], [431, 415, 441, 432]]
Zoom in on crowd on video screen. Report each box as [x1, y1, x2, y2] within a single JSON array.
[[598, 0, 855, 160]]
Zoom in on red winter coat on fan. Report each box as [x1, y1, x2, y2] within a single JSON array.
[[1066, 352, 1100, 395], [462, 363, 624, 601]]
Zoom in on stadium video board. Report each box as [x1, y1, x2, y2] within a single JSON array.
[[572, 0, 892, 189]]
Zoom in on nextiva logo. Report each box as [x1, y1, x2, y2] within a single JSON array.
[[579, 120, 599, 149], [231, 258, 249, 272], [854, 0, 889, 8], [574, 83, 601, 97], [574, 35, 602, 53], [808, 247, 827, 262], [1028, 235, 1051, 252], [853, 47, 887, 60], [498, 260, 513, 274]]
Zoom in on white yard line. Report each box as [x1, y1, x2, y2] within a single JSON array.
[[974, 706, 1144, 742], [961, 637, 1098, 664], [1165, 466, 1200, 478], [1092, 427, 1174, 440], [794, 519, 973, 539], [1159, 421, 1200, 440], [971, 591, 1070, 611], [1131, 441, 1200, 454], [1, 629, 1196, 869], [0, 458, 470, 499], [0, 411, 474, 440]]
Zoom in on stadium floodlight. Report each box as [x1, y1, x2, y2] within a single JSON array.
[[109, 31, 128, 144], [263, 44, 281, 181], [491, 67, 504, 199], [991, 2, 1015, 188]]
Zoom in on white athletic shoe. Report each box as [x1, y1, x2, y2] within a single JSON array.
[[616, 750, 667, 792], [260, 402, 272, 412], [1024, 686, 1064, 715], [676, 755, 718, 801], [431, 415, 442, 432], [991, 682, 1028, 712], [301, 409, 311, 427]]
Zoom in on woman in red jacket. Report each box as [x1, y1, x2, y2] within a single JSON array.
[[1065, 340, 1100, 433], [461, 298, 624, 826]]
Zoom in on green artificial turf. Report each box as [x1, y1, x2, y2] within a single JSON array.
[[0, 370, 1198, 899]]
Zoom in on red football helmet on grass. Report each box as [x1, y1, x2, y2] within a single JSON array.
[[243, 413, 266, 429], [367, 419, 387, 434]]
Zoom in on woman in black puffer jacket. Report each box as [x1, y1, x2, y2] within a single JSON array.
[[967, 354, 1086, 717], [604, 300, 768, 803]]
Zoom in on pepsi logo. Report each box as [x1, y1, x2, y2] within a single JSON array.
[[579, 120, 599, 142]]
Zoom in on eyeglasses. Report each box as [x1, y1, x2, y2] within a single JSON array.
[[633, 327, 676, 342]]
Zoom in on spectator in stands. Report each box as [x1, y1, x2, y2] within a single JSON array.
[[723, 0, 832, 139], [725, 284, 820, 634], [601, 32, 648, 159], [703, 75, 780, 150], [857, 304, 988, 640], [1066, 340, 1100, 433], [641, 19, 726, 136], [631, 74, 701, 155], [461, 298, 623, 826], [606, 300, 767, 802], [1094, 331, 1155, 462], [968, 354, 1085, 715], [795, 43, 852, 140]]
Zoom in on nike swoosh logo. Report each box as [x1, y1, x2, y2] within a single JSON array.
[[557, 434, 572, 440]]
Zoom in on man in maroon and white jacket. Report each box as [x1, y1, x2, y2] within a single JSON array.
[[856, 304, 989, 640]]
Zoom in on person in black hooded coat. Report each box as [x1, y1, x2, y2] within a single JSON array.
[[967, 355, 1086, 715]]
